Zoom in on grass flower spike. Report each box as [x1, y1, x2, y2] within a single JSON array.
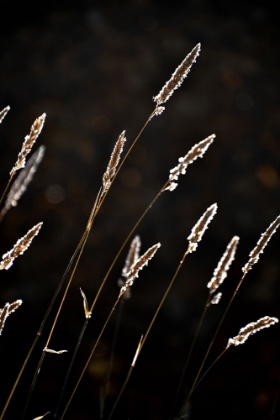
[[153, 43, 201, 105], [0, 300, 22, 335], [10, 114, 46, 178], [0, 222, 43, 270], [166, 134, 215, 191], [187, 203, 217, 253], [242, 215, 280, 273], [207, 236, 239, 294], [226, 316, 279, 348], [0, 106, 10, 124]]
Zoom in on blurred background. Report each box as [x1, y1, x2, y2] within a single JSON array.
[[0, 1, 279, 419]]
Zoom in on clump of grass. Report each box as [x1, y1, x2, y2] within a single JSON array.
[[0, 42, 279, 420]]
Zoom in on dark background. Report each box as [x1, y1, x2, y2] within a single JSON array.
[[0, 1, 280, 419]]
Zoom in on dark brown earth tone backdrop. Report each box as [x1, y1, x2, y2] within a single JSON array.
[[0, 1, 279, 420]]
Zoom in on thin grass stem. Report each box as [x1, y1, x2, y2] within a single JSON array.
[[0, 176, 13, 209], [186, 272, 246, 402], [0, 230, 87, 420], [177, 348, 228, 420], [59, 298, 121, 420], [53, 319, 90, 418], [100, 297, 125, 419], [169, 292, 211, 419], [107, 247, 191, 420], [20, 190, 102, 419]]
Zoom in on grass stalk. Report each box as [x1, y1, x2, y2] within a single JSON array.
[[185, 272, 246, 402], [169, 292, 211, 419], [59, 297, 121, 420], [107, 247, 191, 420]]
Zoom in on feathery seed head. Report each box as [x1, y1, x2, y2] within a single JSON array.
[[242, 215, 280, 273], [187, 204, 217, 253], [226, 316, 278, 349], [0, 222, 43, 270], [207, 236, 239, 293], [10, 113, 46, 177], [167, 135, 215, 189], [153, 43, 201, 106]]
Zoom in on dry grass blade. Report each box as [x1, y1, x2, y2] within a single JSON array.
[[119, 242, 161, 297], [242, 215, 280, 273], [102, 130, 126, 194], [43, 348, 68, 354], [1, 145, 45, 218], [153, 43, 201, 105], [10, 113, 46, 178], [207, 236, 239, 294], [226, 316, 279, 348], [80, 288, 91, 319], [166, 134, 215, 191], [32, 412, 50, 420], [0, 106, 10, 123], [187, 203, 217, 253], [0, 300, 22, 335], [0, 222, 43, 270], [131, 335, 144, 367]]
